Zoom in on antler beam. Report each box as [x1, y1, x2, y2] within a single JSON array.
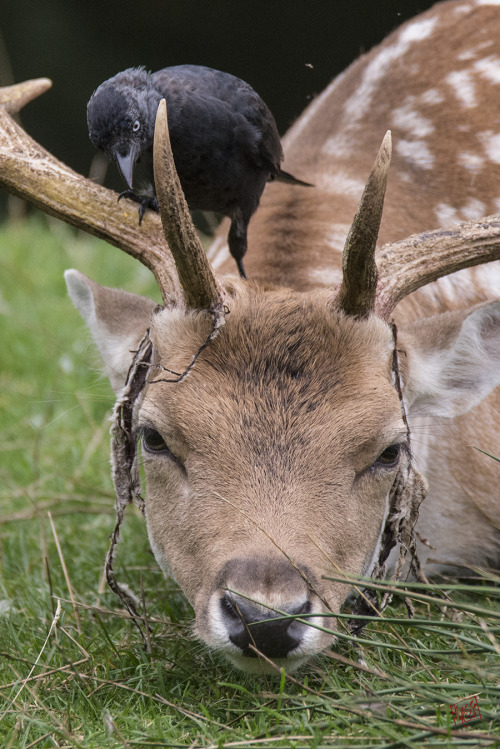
[[0, 79, 181, 304], [375, 217, 500, 318]]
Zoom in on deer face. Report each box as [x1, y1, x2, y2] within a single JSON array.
[[65, 267, 500, 672], [128, 286, 405, 671]]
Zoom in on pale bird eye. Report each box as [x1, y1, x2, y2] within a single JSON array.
[[132, 119, 141, 132]]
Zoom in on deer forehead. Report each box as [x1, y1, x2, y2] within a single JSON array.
[[141, 292, 403, 464]]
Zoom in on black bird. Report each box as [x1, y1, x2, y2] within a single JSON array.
[[87, 65, 311, 278]]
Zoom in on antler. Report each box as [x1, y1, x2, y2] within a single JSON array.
[[153, 99, 223, 312], [0, 79, 181, 305], [334, 131, 391, 317], [374, 219, 500, 318], [0, 78, 53, 114], [335, 131, 500, 320]]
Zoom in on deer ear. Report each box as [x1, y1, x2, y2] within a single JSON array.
[[65, 269, 156, 393], [401, 301, 500, 418]]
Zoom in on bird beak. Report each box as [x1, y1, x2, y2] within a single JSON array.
[[116, 150, 137, 189]]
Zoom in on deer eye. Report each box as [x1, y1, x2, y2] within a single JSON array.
[[374, 443, 401, 468], [142, 427, 168, 453], [141, 427, 186, 472], [132, 119, 141, 132]]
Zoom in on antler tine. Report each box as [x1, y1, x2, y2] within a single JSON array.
[[0, 78, 53, 114], [153, 99, 223, 312], [0, 80, 181, 305], [375, 217, 500, 319], [334, 131, 392, 318], [333, 130, 500, 319]]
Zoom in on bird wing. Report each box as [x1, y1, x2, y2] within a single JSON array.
[[151, 66, 282, 174]]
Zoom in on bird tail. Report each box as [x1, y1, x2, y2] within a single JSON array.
[[273, 168, 314, 187]]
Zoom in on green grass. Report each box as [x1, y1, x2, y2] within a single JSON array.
[[1, 216, 499, 748]]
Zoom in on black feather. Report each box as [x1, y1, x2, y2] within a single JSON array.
[[87, 65, 312, 278]]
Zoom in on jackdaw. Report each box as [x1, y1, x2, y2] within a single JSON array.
[[87, 65, 311, 277]]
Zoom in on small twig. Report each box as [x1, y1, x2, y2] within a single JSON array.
[[48, 512, 82, 634], [322, 648, 388, 679], [44, 556, 55, 619], [23, 733, 55, 749], [52, 596, 174, 625], [203, 737, 315, 749], [478, 618, 500, 656], [97, 562, 107, 596], [154, 693, 232, 730], [148, 307, 225, 385], [58, 626, 91, 660]]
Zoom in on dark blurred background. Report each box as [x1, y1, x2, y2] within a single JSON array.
[[1, 0, 436, 207]]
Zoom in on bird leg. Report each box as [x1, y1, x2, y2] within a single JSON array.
[[228, 207, 250, 279], [117, 189, 159, 225]]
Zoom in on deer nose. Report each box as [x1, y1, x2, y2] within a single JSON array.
[[217, 556, 315, 659], [220, 591, 312, 658]]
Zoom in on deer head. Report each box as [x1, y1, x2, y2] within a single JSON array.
[[1, 76, 500, 673]]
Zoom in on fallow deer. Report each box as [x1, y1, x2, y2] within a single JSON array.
[[1, 0, 500, 674]]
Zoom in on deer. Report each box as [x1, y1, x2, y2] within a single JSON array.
[[1, 0, 500, 675]]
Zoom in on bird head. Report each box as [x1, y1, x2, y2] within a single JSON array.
[[87, 68, 158, 189]]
